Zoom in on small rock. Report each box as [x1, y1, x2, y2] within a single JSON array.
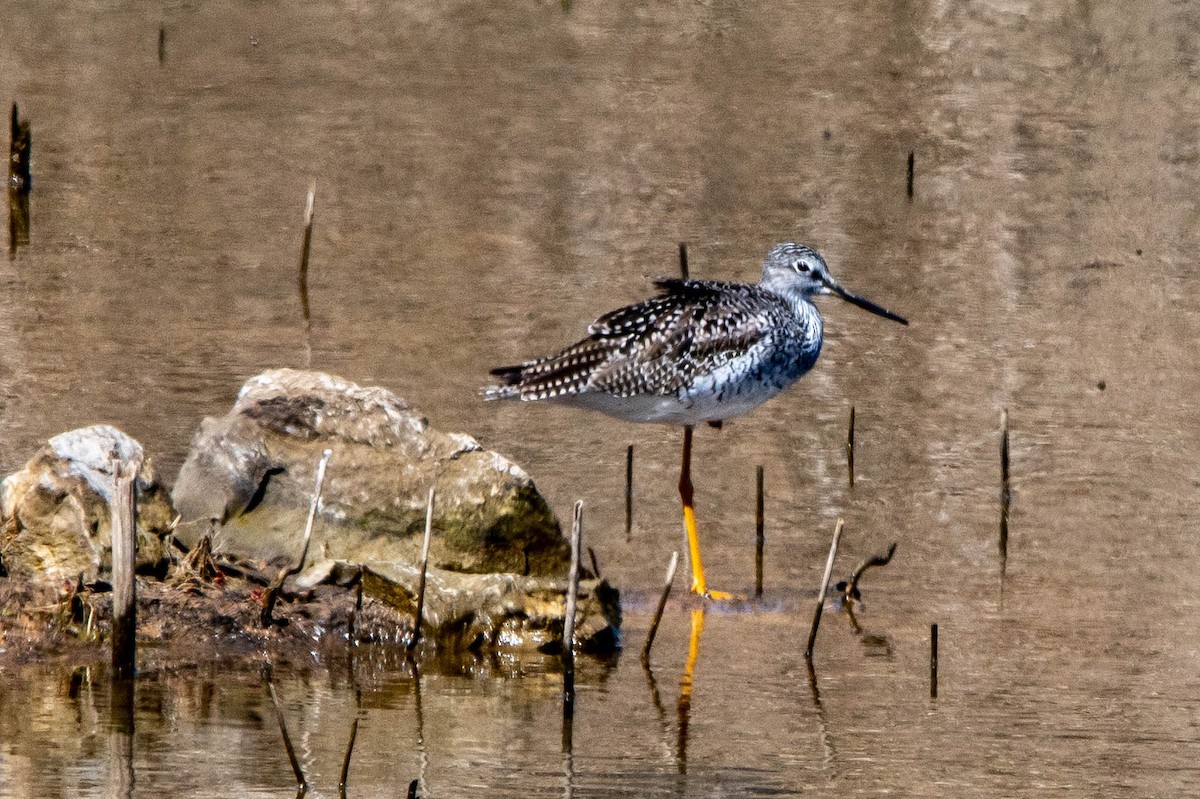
[[0, 425, 176, 585]]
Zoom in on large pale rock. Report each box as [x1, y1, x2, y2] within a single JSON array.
[[172, 369, 570, 577], [0, 425, 175, 585]]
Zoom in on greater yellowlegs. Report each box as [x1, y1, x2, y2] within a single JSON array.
[[485, 242, 907, 598]]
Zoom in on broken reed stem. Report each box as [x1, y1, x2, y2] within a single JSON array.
[[408, 487, 435, 653], [9, 102, 31, 189], [109, 456, 139, 680], [930, 623, 939, 698], [267, 676, 307, 790], [295, 448, 332, 576], [624, 444, 634, 541], [298, 186, 316, 321], [1000, 409, 1010, 563], [804, 518, 844, 661], [587, 546, 601, 579], [847, 405, 856, 487], [261, 449, 332, 627], [678, 241, 689, 279], [641, 551, 680, 667], [906, 150, 915, 199], [845, 542, 898, 599], [754, 466, 764, 598], [562, 501, 583, 720]]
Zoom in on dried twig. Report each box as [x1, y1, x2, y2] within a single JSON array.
[[641, 551, 679, 667], [804, 518, 844, 661], [839, 542, 897, 602], [261, 449, 332, 627], [408, 488, 435, 653]]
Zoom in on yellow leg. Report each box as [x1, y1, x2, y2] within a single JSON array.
[[679, 426, 737, 600]]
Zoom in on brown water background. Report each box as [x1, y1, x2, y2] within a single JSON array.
[[3, 1, 1200, 797]]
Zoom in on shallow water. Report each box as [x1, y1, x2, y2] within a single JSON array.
[[3, 1, 1200, 796]]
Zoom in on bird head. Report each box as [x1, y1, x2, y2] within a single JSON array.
[[761, 242, 908, 325]]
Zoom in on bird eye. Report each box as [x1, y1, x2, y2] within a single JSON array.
[[792, 260, 810, 273]]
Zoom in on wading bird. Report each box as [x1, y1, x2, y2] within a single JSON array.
[[485, 242, 907, 599]]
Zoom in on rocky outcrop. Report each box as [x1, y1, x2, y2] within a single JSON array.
[[172, 369, 569, 576], [0, 425, 175, 585], [168, 370, 619, 652]]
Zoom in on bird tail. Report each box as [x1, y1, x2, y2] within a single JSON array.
[[481, 364, 525, 401]]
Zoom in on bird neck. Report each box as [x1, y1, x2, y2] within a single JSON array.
[[795, 297, 824, 354]]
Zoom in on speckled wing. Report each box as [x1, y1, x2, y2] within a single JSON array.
[[488, 279, 789, 401]]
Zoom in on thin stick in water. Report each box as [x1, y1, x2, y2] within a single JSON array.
[[297, 185, 316, 366], [754, 466, 764, 598], [408, 487, 435, 653], [930, 623, 939, 698], [158, 25, 166, 62], [267, 675, 307, 789], [562, 501, 583, 721], [907, 150, 915, 199], [804, 518, 844, 661], [338, 689, 361, 792], [641, 551, 679, 667], [1000, 409, 1010, 566], [678, 241, 689, 279], [624, 444, 634, 541], [109, 456, 139, 680], [298, 186, 316, 321], [847, 405, 856, 487]]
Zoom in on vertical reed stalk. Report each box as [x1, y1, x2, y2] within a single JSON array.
[[754, 466, 764, 598], [109, 457, 139, 680], [408, 488, 435, 653], [804, 518, 844, 660], [641, 551, 679, 666]]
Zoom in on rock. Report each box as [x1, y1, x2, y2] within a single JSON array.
[[0, 425, 176, 585], [172, 369, 570, 577], [361, 560, 621, 653]]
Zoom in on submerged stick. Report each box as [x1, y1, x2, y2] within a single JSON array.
[[804, 518, 844, 660], [906, 150, 915, 199], [678, 241, 689, 279], [109, 457, 139, 680], [1000, 409, 1010, 565], [624, 444, 634, 541], [846, 405, 856, 487], [641, 551, 679, 667], [408, 487, 435, 653], [267, 675, 307, 790], [930, 623, 939, 698], [157, 25, 166, 62], [754, 466, 764, 598], [338, 690, 361, 792], [562, 501, 583, 720]]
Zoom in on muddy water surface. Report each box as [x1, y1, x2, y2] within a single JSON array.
[[3, 1, 1200, 797]]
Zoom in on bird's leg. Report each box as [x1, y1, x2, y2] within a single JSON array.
[[679, 426, 735, 600]]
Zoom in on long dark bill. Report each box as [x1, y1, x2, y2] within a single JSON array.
[[831, 284, 909, 325]]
